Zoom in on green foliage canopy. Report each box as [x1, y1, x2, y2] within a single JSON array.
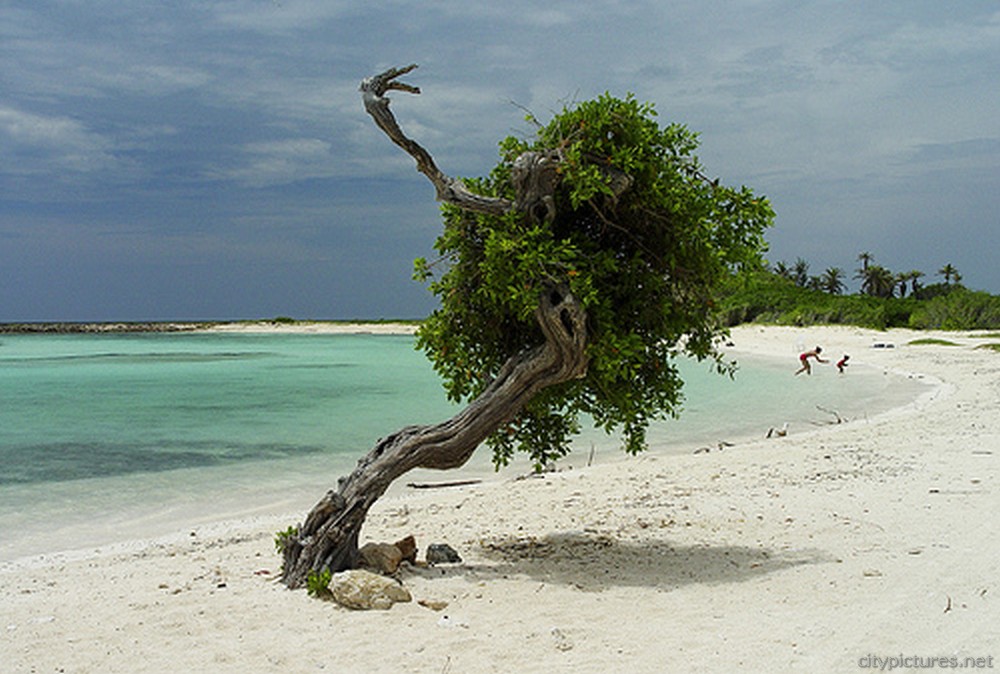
[[413, 94, 774, 469]]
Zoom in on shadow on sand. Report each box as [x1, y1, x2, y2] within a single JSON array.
[[410, 530, 832, 592]]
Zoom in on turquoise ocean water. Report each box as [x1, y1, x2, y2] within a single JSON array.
[[0, 332, 928, 561]]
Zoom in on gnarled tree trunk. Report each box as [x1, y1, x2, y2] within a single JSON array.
[[282, 287, 587, 587], [280, 65, 590, 588]]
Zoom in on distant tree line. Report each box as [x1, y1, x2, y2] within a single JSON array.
[[769, 251, 963, 300], [718, 252, 1000, 330]]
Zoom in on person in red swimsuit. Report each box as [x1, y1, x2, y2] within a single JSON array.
[[836, 354, 850, 373], [795, 346, 828, 375]]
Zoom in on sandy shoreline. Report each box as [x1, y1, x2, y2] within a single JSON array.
[[197, 320, 420, 335], [3, 325, 998, 672]]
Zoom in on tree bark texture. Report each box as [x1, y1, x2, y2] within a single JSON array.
[[281, 66, 592, 588]]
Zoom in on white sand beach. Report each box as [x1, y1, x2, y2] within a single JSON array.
[[3, 325, 998, 673], [199, 320, 420, 335]]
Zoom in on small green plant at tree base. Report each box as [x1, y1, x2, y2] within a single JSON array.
[[306, 568, 333, 599], [274, 525, 297, 553]]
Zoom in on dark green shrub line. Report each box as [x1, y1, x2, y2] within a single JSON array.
[[718, 271, 1000, 330]]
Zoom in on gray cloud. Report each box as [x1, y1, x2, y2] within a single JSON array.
[[1, 0, 998, 321]]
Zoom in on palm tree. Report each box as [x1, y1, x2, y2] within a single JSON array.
[[908, 270, 925, 296], [938, 263, 960, 286], [793, 257, 810, 287], [772, 260, 793, 281], [855, 251, 875, 293], [859, 264, 896, 298], [820, 267, 846, 295], [895, 272, 911, 298]]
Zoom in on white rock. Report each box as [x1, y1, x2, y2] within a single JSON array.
[[328, 569, 411, 610]]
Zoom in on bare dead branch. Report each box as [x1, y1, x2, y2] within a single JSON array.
[[359, 65, 513, 216]]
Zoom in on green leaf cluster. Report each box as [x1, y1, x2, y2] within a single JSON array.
[[306, 568, 333, 599], [274, 525, 297, 553], [414, 94, 773, 469]]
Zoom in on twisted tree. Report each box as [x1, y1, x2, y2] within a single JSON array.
[[280, 65, 773, 588]]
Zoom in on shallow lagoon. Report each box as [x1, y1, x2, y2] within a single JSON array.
[[0, 332, 928, 560]]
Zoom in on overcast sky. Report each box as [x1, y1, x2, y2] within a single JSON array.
[[3, 1, 998, 321]]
